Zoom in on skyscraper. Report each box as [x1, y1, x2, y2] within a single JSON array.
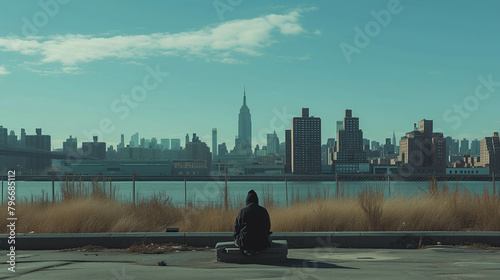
[[26, 129, 51, 150], [322, 138, 336, 165], [63, 135, 78, 153], [336, 121, 343, 132], [479, 132, 500, 174], [291, 108, 321, 174], [25, 128, 51, 174], [285, 130, 291, 173], [0, 126, 7, 148], [399, 119, 446, 174], [266, 131, 279, 156], [393, 132, 399, 154], [150, 137, 158, 149], [212, 128, 217, 160], [82, 136, 106, 160], [325, 138, 336, 166], [218, 142, 228, 157], [333, 110, 367, 173], [7, 131, 17, 147], [451, 139, 459, 155], [130, 132, 139, 147], [118, 134, 125, 149], [460, 138, 470, 155], [445, 136, 453, 165], [362, 138, 370, 151], [171, 139, 181, 150], [236, 87, 252, 154], [471, 139, 480, 156], [383, 138, 395, 156], [186, 133, 212, 168], [161, 138, 170, 150], [20, 128, 26, 146]]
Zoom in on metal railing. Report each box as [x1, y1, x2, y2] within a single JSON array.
[[1, 173, 498, 207]]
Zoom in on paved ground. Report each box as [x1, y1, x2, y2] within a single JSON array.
[[1, 247, 499, 279]]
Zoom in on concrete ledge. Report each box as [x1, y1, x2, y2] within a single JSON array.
[[185, 232, 233, 247], [1, 232, 499, 250], [216, 240, 288, 263]]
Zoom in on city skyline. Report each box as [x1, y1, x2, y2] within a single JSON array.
[[1, 1, 499, 150], [0, 88, 494, 150]]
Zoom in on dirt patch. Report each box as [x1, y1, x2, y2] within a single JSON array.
[[127, 243, 213, 254], [61, 243, 213, 254], [454, 243, 500, 250], [61, 245, 117, 252]]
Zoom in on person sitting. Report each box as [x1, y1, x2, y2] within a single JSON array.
[[233, 190, 272, 254]]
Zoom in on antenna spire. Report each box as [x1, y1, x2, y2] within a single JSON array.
[[243, 85, 246, 106]]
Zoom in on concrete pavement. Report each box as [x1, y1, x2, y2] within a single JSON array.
[[2, 231, 500, 250], [1, 247, 499, 279]]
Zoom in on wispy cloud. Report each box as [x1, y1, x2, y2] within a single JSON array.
[[0, 10, 306, 72], [121, 61, 146, 66], [20, 63, 84, 75], [313, 29, 322, 35], [0, 66, 10, 75], [427, 70, 442, 75], [279, 54, 312, 62]]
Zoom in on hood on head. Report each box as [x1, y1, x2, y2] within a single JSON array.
[[246, 190, 259, 205]]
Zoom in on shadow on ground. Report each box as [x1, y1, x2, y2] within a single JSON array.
[[258, 258, 358, 269]]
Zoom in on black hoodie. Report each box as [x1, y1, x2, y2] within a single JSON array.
[[233, 190, 271, 252]]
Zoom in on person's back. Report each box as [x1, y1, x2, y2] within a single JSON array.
[[233, 190, 271, 252]]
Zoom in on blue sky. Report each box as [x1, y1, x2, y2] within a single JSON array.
[[1, 0, 499, 150]]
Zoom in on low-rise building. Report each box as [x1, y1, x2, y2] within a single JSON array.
[[478, 132, 500, 174], [446, 167, 489, 175]]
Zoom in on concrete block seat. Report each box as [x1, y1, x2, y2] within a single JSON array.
[[215, 240, 288, 263]]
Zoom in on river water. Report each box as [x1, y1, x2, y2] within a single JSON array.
[[4, 180, 498, 207]]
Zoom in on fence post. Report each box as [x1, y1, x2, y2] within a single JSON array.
[[132, 171, 136, 205], [335, 172, 339, 199], [493, 172, 496, 196], [387, 174, 391, 199], [52, 176, 55, 202], [224, 168, 228, 211], [285, 178, 288, 207]]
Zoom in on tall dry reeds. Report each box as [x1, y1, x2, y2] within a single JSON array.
[[1, 179, 499, 233], [60, 177, 116, 201], [358, 187, 384, 231]]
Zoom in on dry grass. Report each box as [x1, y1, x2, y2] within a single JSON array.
[[61, 243, 211, 254], [127, 243, 211, 254], [453, 243, 500, 250], [1, 179, 499, 233]]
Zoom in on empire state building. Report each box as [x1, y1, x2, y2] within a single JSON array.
[[237, 87, 252, 154]]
